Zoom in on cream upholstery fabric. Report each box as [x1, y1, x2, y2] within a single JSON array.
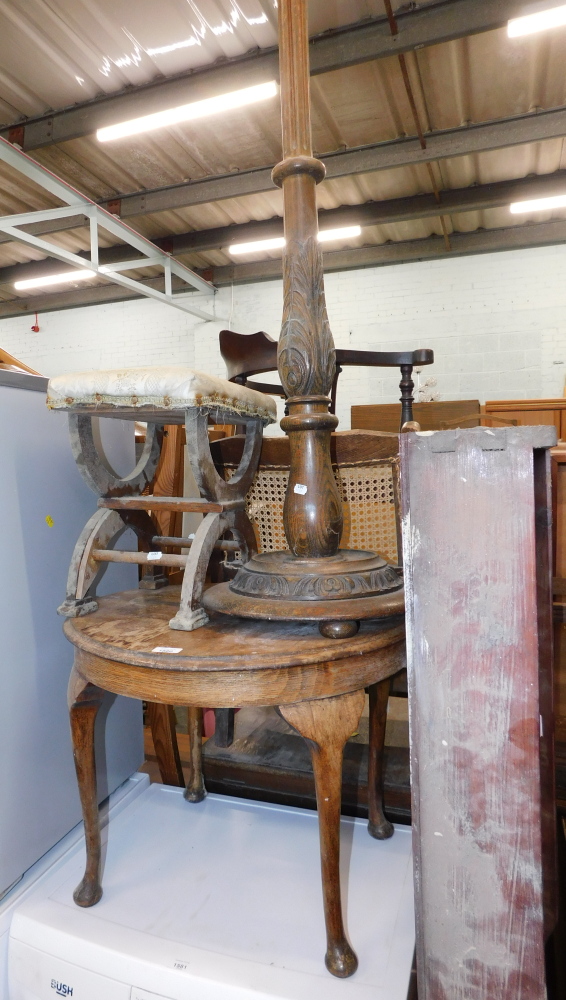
[[47, 366, 277, 424]]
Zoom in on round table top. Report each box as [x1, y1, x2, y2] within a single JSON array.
[[64, 586, 405, 672], [65, 588, 406, 707]]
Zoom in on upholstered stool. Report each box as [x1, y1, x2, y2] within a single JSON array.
[[48, 365, 276, 630]]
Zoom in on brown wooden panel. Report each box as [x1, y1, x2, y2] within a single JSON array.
[[401, 425, 555, 1000], [486, 406, 560, 432], [552, 447, 566, 582], [555, 611, 566, 726], [485, 399, 566, 440], [351, 400, 480, 433]]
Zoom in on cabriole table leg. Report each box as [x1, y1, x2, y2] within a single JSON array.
[[184, 706, 206, 803], [280, 689, 365, 978], [367, 679, 394, 840], [68, 665, 105, 907]]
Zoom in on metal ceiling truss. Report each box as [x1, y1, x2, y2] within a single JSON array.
[[4, 168, 566, 288], [3, 219, 566, 319], [0, 0, 528, 152], [0, 137, 217, 322], [2, 103, 566, 252]]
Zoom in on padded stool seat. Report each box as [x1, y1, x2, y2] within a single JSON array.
[[47, 365, 277, 425]]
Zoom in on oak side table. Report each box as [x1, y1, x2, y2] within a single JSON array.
[[65, 586, 405, 978]]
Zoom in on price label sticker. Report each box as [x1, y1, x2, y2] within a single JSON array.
[[147, 551, 163, 561], [294, 483, 307, 495], [152, 646, 183, 654]]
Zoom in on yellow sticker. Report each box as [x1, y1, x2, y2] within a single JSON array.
[[45, 515, 54, 527]]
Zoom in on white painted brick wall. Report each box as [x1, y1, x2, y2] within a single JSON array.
[[1, 242, 565, 433]]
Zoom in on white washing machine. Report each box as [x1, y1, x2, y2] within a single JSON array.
[[8, 782, 415, 1000]]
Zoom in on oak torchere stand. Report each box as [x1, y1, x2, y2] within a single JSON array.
[[65, 587, 405, 978]]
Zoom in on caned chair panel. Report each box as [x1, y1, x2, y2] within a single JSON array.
[[246, 463, 399, 564], [211, 430, 401, 566]]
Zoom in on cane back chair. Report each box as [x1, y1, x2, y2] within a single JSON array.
[[220, 328, 434, 425]]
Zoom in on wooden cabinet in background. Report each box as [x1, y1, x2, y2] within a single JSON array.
[[351, 399, 481, 433], [485, 398, 566, 439]]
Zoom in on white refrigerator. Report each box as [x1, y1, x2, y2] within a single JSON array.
[[0, 370, 143, 898]]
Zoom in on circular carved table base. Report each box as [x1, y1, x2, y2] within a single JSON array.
[[64, 587, 405, 979], [205, 550, 404, 638]]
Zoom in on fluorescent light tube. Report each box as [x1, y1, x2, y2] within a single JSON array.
[[318, 225, 362, 242], [510, 193, 566, 213], [14, 269, 97, 290], [508, 4, 566, 36], [229, 226, 362, 256], [97, 81, 278, 142], [229, 237, 286, 255]]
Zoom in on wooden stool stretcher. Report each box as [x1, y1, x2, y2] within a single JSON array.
[[64, 586, 405, 978]]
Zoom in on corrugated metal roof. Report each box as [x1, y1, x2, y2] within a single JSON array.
[[0, 0, 394, 122], [1, 1, 566, 304]]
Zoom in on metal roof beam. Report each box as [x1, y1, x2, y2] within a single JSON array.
[[87, 107, 566, 218], [207, 220, 566, 282], [0, 0, 529, 151], [2, 103, 566, 250], [95, 105, 566, 215], [2, 219, 566, 319], [3, 169, 566, 287]]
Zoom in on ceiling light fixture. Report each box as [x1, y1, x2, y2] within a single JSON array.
[[510, 193, 566, 213], [14, 269, 97, 290], [228, 226, 362, 256], [229, 236, 286, 255], [97, 81, 279, 142], [318, 225, 362, 242], [508, 4, 566, 36]]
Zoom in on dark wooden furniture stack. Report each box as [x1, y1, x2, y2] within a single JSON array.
[[56, 0, 417, 981]]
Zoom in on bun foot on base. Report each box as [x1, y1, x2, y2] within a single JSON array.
[[73, 879, 102, 907], [325, 942, 359, 978], [319, 620, 359, 639], [368, 817, 394, 840]]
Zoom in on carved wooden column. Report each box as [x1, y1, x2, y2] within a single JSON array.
[[272, 0, 341, 563], [205, 0, 404, 634]]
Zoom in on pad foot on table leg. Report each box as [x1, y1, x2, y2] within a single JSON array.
[[280, 689, 365, 979], [325, 942, 359, 978], [73, 878, 103, 907]]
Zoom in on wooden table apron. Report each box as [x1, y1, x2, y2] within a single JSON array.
[[64, 588, 406, 708]]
